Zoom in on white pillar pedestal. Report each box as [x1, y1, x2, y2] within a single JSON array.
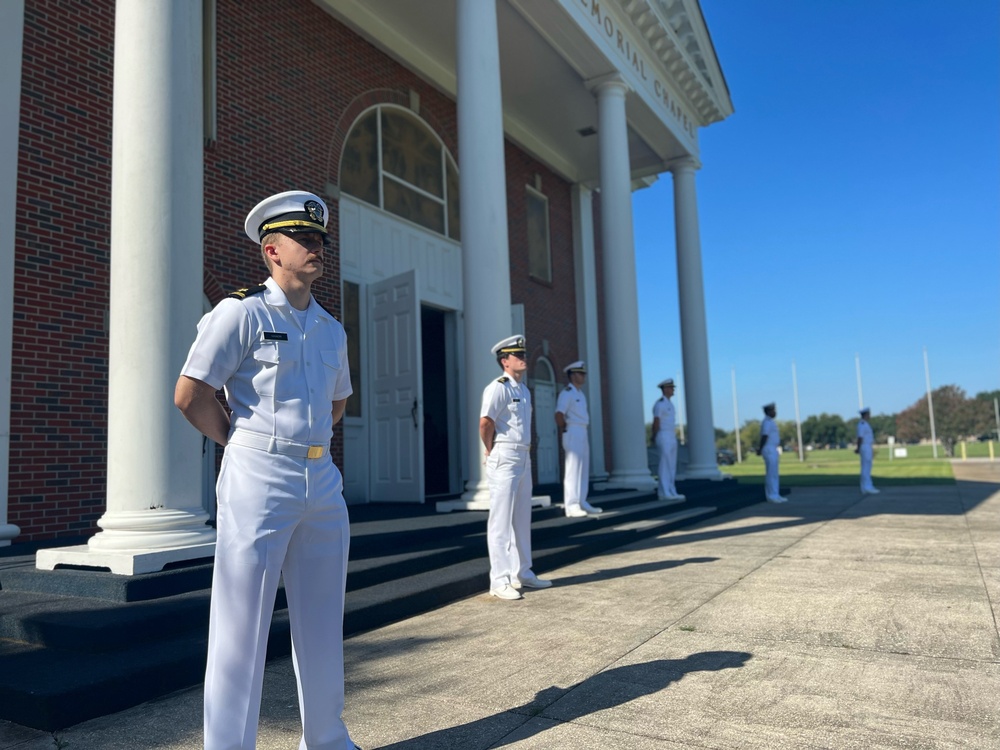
[[589, 76, 655, 490], [671, 158, 721, 479], [571, 185, 608, 481], [0, 1, 24, 547], [37, 0, 215, 573], [456, 0, 514, 506]]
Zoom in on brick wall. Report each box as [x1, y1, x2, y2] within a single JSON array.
[[11, 0, 115, 540]]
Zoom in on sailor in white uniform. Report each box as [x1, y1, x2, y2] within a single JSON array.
[[856, 407, 880, 495], [479, 335, 552, 600], [758, 403, 787, 503], [653, 378, 685, 501], [174, 191, 360, 750], [555, 361, 602, 517]]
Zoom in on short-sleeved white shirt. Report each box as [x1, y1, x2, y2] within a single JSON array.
[[481, 376, 532, 447], [857, 419, 873, 445], [181, 277, 352, 445], [761, 415, 779, 450], [653, 397, 675, 435], [555, 383, 589, 426]]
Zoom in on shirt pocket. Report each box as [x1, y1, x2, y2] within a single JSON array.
[[251, 341, 301, 400], [321, 349, 342, 401]]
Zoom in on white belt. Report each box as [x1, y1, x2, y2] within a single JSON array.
[[493, 442, 530, 451], [228, 429, 329, 459], [565, 422, 588, 427]]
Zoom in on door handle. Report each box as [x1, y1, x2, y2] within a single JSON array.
[[412, 398, 419, 429]]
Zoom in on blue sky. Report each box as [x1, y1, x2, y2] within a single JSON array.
[[633, 1, 999, 428]]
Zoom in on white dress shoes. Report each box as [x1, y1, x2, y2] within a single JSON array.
[[489, 584, 523, 600], [581, 502, 603, 514], [565, 506, 589, 518], [766, 496, 788, 504], [513, 574, 552, 589]]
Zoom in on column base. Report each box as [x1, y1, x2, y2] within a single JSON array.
[[683, 463, 725, 480], [438, 490, 551, 513], [0, 523, 20, 545], [88, 507, 215, 552], [36, 542, 216, 575], [604, 469, 657, 491]]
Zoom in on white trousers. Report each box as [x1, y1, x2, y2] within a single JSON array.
[[859, 445, 875, 492], [561, 424, 590, 510], [762, 447, 780, 499], [656, 431, 678, 497], [486, 444, 534, 588], [205, 444, 355, 750]]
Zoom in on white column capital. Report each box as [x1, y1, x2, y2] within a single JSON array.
[[667, 155, 702, 174], [586, 73, 631, 98]]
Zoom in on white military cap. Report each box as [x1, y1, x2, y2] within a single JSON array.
[[657, 378, 675, 388], [491, 335, 526, 357], [244, 190, 329, 243], [859, 406, 871, 415], [763, 402, 775, 412], [564, 360, 586, 374]]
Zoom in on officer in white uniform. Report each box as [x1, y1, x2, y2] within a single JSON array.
[[480, 335, 552, 600], [856, 407, 880, 495], [653, 378, 685, 501], [758, 403, 787, 503], [555, 361, 602, 517], [174, 191, 360, 750]]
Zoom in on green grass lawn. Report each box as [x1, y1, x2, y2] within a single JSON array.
[[722, 446, 962, 486]]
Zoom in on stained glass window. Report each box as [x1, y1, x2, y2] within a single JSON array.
[[526, 188, 551, 283], [341, 106, 459, 240]]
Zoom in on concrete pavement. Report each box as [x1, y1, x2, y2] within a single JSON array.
[[3, 462, 998, 749]]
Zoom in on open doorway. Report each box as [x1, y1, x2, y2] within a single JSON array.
[[421, 305, 452, 497]]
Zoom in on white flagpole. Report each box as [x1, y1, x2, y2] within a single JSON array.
[[924, 347, 938, 458], [792, 360, 804, 461], [731, 367, 742, 463]]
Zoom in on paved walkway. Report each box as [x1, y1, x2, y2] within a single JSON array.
[[3, 463, 998, 749]]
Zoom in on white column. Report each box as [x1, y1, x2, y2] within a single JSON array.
[[457, 0, 513, 505], [0, 0, 25, 546], [670, 157, 721, 479], [570, 185, 607, 480], [590, 76, 655, 490], [38, 0, 214, 573]]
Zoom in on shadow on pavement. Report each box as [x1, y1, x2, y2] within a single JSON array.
[[379, 650, 752, 749]]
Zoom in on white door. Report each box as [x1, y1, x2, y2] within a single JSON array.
[[369, 270, 423, 502], [534, 382, 559, 484]]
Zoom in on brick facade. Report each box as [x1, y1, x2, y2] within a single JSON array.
[[10, 0, 607, 540]]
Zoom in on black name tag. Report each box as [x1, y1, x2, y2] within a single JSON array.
[[263, 332, 288, 341], [512, 398, 521, 402]]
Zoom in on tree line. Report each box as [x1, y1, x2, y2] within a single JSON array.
[[714, 385, 999, 457]]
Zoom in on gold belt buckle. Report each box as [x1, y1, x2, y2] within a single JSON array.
[[307, 445, 324, 459]]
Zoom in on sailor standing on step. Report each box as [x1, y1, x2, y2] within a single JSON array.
[[555, 361, 602, 517], [174, 191, 360, 750], [653, 378, 685, 501], [856, 407, 880, 495], [480, 335, 552, 600], [759, 403, 788, 503]]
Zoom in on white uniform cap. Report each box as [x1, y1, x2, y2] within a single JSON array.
[[859, 407, 870, 415], [244, 190, 329, 244], [564, 360, 586, 374], [657, 378, 675, 388], [491, 335, 526, 357]]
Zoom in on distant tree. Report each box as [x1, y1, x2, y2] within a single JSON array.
[[740, 419, 761, 455], [779, 420, 798, 450], [896, 385, 981, 456], [801, 413, 848, 448]]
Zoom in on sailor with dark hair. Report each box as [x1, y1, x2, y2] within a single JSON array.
[[479, 335, 552, 600]]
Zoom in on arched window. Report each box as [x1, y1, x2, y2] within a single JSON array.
[[341, 106, 460, 241], [533, 357, 555, 385]]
